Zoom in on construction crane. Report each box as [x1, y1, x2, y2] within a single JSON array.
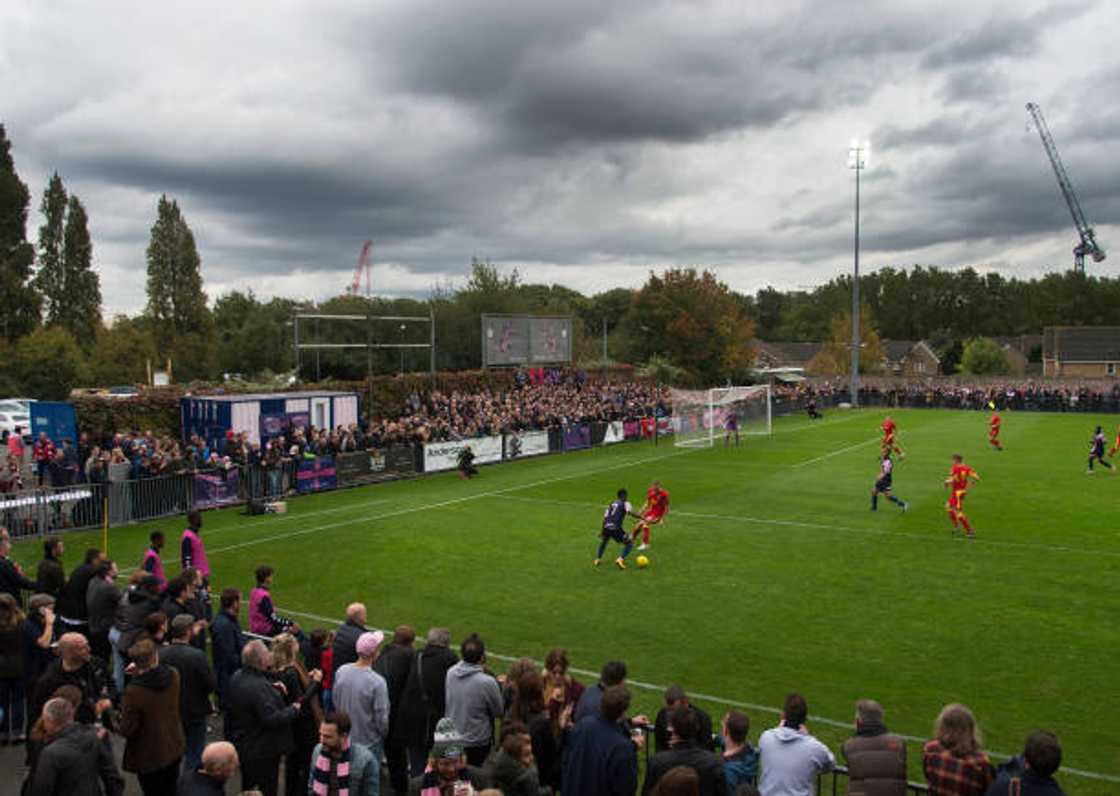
[[1026, 102, 1105, 274], [347, 240, 374, 297]]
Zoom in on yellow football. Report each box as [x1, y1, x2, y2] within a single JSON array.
[[636, 555, 650, 568]]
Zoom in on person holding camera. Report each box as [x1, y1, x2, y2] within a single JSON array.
[[458, 446, 478, 479]]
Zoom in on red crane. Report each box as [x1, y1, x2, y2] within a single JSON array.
[[347, 240, 373, 296]]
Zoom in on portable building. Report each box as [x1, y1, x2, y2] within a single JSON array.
[[180, 391, 361, 449]]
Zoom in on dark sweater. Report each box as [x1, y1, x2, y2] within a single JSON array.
[[160, 641, 216, 723]]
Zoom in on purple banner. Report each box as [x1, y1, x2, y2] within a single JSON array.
[[287, 412, 310, 432], [260, 413, 286, 437], [297, 455, 337, 493], [192, 469, 241, 509], [562, 424, 591, 451], [623, 420, 641, 440]]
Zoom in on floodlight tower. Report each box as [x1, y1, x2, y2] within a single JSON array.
[[847, 139, 869, 407]]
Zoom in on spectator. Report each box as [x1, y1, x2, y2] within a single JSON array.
[[180, 510, 210, 580], [0, 593, 30, 744], [30, 632, 114, 728], [112, 573, 163, 694], [650, 766, 701, 796], [562, 684, 641, 796], [227, 639, 305, 796], [542, 648, 584, 727], [375, 624, 418, 793], [307, 628, 334, 710], [55, 547, 103, 637], [211, 587, 245, 718], [36, 537, 65, 598], [24, 684, 82, 792], [7, 425, 25, 463], [923, 704, 995, 796], [140, 531, 167, 589], [248, 565, 300, 638], [331, 602, 368, 679], [270, 631, 322, 796], [720, 711, 760, 794], [0, 530, 38, 602], [407, 717, 488, 796], [654, 685, 715, 753], [119, 638, 186, 794], [445, 632, 503, 766], [983, 731, 1066, 796], [33, 432, 55, 486], [309, 712, 378, 796], [574, 660, 628, 723], [22, 593, 56, 688], [177, 740, 240, 795], [162, 570, 206, 639], [29, 696, 124, 796], [757, 693, 835, 796], [395, 626, 460, 776], [841, 699, 907, 796], [644, 705, 726, 796], [485, 721, 551, 796], [510, 669, 565, 792], [161, 614, 216, 776], [333, 630, 389, 794], [85, 559, 120, 663]]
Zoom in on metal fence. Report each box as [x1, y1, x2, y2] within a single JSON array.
[[818, 765, 929, 794]]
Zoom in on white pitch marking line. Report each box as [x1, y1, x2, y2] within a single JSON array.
[[791, 436, 881, 467], [275, 607, 1119, 783]]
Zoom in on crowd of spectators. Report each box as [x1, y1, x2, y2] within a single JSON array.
[[0, 527, 1076, 795]]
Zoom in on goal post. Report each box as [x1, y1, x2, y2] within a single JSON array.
[[670, 385, 772, 448]]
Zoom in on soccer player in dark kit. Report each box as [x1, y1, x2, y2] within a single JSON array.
[[870, 452, 907, 512], [594, 489, 645, 569]]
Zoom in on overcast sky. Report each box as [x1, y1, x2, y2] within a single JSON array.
[[3, 0, 1119, 316]]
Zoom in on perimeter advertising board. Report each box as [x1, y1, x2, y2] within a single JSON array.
[[423, 436, 503, 472]]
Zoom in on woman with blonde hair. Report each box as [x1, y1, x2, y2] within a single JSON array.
[[271, 632, 323, 796], [923, 703, 995, 795]]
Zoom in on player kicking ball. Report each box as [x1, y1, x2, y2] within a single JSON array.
[[632, 479, 670, 551], [595, 488, 645, 569], [870, 452, 907, 512]]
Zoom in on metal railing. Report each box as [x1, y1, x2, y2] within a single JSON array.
[[818, 764, 929, 794]]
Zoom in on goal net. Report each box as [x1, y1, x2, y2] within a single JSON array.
[[670, 385, 771, 448]]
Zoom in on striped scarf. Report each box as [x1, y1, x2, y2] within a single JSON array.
[[311, 739, 351, 796]]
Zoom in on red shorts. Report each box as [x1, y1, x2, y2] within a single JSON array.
[[643, 511, 666, 524], [947, 490, 967, 511]]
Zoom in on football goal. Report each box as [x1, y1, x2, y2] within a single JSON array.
[[671, 385, 772, 448]]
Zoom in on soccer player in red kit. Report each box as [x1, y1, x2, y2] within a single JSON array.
[[945, 454, 981, 538], [988, 409, 1003, 451], [1109, 424, 1120, 458], [632, 479, 669, 551], [881, 416, 904, 458]]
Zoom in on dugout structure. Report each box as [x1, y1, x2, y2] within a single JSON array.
[[671, 385, 772, 447]]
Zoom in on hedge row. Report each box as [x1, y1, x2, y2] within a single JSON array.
[[72, 365, 636, 440]]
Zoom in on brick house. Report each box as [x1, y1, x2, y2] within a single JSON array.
[[881, 340, 940, 376], [1043, 327, 1120, 377], [753, 341, 823, 372]]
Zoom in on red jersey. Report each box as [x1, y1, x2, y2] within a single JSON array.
[[949, 463, 977, 492], [989, 413, 1000, 430], [645, 487, 669, 518], [881, 419, 896, 437]]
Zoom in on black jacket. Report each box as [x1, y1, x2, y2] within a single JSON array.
[[161, 641, 216, 723], [0, 556, 37, 602], [176, 769, 229, 795], [85, 578, 120, 637], [653, 704, 715, 754], [643, 741, 727, 796], [331, 619, 367, 679], [56, 562, 96, 620], [374, 641, 415, 723], [210, 610, 245, 703], [31, 657, 114, 728], [394, 643, 459, 745], [36, 556, 66, 598], [29, 722, 124, 796], [226, 665, 298, 761], [114, 588, 161, 652]]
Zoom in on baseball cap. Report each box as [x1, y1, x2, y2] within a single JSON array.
[[356, 630, 385, 658], [432, 717, 464, 759]]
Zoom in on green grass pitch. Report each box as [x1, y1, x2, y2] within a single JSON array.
[[11, 408, 1120, 792]]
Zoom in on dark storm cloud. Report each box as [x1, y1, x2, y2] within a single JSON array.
[[920, 3, 1091, 70], [938, 67, 1010, 104]]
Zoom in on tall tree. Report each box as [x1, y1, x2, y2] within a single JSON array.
[[35, 172, 68, 323], [145, 194, 210, 359], [61, 195, 101, 344], [0, 124, 41, 340]]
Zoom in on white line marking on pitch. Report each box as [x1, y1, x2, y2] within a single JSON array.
[[791, 436, 882, 467], [275, 607, 1118, 783]]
